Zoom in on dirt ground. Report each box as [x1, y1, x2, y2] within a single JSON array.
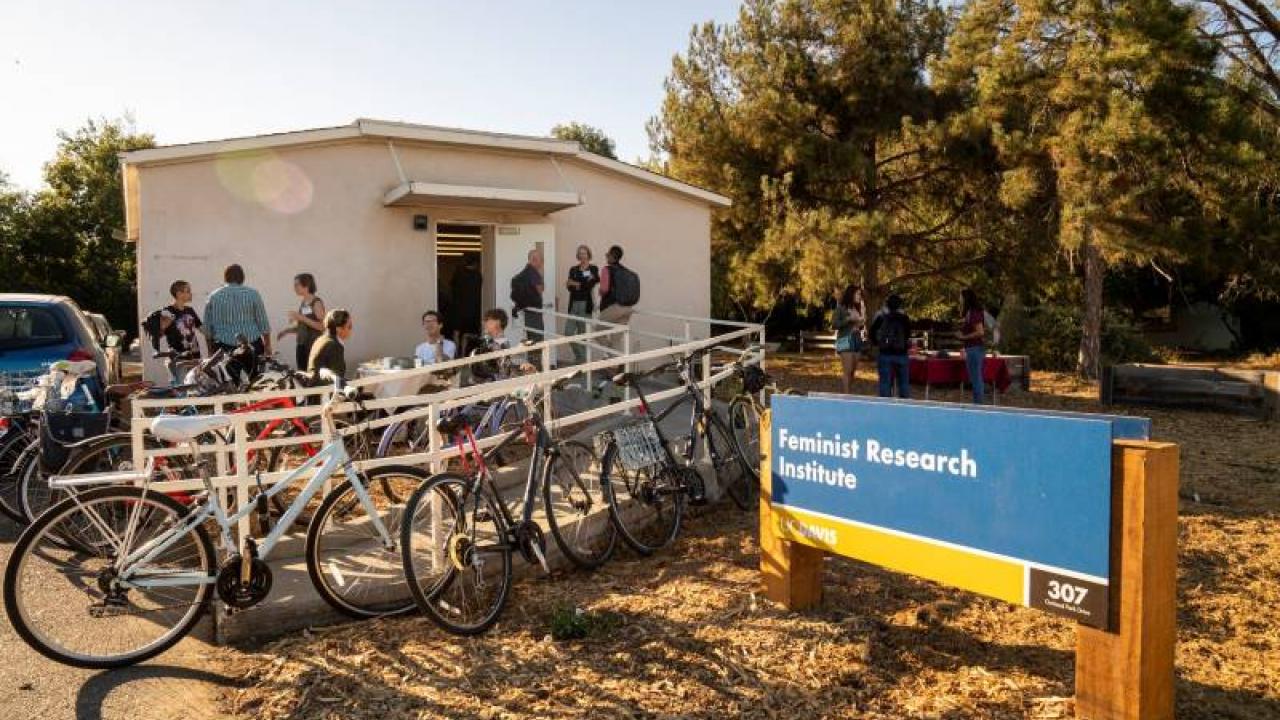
[[207, 355, 1278, 720]]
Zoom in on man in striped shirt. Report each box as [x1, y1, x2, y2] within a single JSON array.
[[203, 264, 272, 358]]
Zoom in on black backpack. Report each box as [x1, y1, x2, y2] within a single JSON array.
[[610, 264, 640, 306], [877, 311, 909, 355]]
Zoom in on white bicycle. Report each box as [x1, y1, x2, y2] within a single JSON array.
[[2, 371, 428, 669]]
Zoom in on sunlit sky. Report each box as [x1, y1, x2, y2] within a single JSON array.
[[0, 1, 742, 190]]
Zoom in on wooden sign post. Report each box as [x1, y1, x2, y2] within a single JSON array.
[[759, 411, 1179, 720], [1074, 440, 1179, 720]]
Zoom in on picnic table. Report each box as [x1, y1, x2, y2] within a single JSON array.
[[356, 359, 457, 400], [909, 353, 1013, 401]]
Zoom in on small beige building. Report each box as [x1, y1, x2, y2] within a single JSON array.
[[121, 119, 729, 381]]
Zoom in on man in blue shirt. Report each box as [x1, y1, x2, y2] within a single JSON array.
[[204, 264, 272, 360]]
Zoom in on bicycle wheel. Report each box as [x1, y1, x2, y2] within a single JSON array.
[[492, 401, 531, 467], [305, 464, 426, 618], [0, 427, 33, 523], [600, 439, 684, 555], [543, 439, 616, 569], [401, 472, 512, 635], [3, 486, 215, 669], [18, 439, 59, 523], [709, 411, 756, 511], [728, 396, 762, 481]]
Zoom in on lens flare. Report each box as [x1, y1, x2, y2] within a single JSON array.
[[215, 151, 313, 215]]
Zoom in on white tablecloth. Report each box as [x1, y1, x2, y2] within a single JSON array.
[[356, 362, 456, 400]]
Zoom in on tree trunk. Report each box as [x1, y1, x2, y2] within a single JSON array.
[[1078, 233, 1104, 380], [861, 246, 880, 315]]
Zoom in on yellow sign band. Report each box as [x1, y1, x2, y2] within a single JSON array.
[[771, 504, 1026, 606]]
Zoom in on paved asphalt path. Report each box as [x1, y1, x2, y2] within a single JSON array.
[[0, 514, 236, 720]]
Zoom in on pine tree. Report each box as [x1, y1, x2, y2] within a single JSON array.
[[649, 0, 1001, 316], [939, 0, 1224, 377]]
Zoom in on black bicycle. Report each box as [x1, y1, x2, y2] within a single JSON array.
[[400, 371, 615, 635], [596, 349, 753, 556]]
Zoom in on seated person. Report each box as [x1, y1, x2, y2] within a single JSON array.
[[308, 308, 353, 383], [467, 309, 534, 382], [414, 310, 457, 365]]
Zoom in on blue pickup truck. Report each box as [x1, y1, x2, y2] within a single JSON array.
[[0, 294, 112, 408]]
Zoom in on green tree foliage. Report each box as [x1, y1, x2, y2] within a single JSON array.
[[649, 0, 1010, 317], [0, 118, 154, 334], [924, 0, 1237, 377], [551, 122, 618, 159]]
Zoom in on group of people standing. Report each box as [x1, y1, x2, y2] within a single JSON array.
[[510, 243, 639, 362], [146, 264, 353, 384], [146, 242, 642, 387], [832, 285, 991, 404]]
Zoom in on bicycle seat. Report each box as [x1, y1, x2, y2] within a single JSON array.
[[150, 414, 233, 443], [436, 414, 473, 437], [106, 381, 151, 400], [611, 372, 634, 387]]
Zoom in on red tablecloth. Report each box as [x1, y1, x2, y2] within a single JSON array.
[[909, 355, 1012, 392]]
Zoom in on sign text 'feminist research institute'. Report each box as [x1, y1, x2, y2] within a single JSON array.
[[768, 395, 1147, 627]]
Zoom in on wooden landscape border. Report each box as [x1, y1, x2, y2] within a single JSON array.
[[758, 411, 1180, 720], [1102, 362, 1280, 419]]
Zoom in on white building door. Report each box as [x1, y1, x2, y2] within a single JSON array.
[[492, 224, 556, 343]]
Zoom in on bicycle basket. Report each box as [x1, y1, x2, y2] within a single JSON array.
[[741, 365, 769, 394], [39, 411, 111, 472], [597, 421, 664, 472]]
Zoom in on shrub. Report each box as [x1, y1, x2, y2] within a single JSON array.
[[547, 604, 618, 641], [1001, 304, 1157, 371]]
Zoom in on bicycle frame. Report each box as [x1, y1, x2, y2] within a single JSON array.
[[233, 396, 317, 463], [375, 394, 521, 459], [628, 358, 724, 471], [105, 434, 391, 591], [451, 408, 550, 535]]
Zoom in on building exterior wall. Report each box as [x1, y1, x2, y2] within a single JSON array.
[[134, 140, 715, 380]]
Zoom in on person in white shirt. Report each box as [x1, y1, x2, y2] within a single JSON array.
[[414, 310, 457, 365]]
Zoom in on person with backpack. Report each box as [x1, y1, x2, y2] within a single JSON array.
[[958, 288, 988, 404], [870, 294, 912, 399], [510, 248, 545, 344], [144, 279, 206, 384], [597, 245, 639, 353], [833, 284, 866, 394]]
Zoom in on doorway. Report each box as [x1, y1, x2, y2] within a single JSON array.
[[435, 223, 485, 351], [491, 224, 556, 345], [435, 222, 556, 352]]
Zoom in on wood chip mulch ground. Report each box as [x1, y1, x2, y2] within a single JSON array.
[[211, 355, 1280, 719]]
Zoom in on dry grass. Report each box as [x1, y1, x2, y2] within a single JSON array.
[[212, 354, 1280, 719]]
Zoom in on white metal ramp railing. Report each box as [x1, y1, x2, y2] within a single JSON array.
[[80, 315, 765, 544]]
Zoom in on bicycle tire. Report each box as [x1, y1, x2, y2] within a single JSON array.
[[305, 464, 426, 618], [401, 472, 513, 635], [708, 411, 756, 511], [728, 396, 762, 481], [600, 439, 684, 556], [492, 401, 531, 467], [3, 486, 215, 669], [0, 427, 33, 523], [17, 438, 54, 523], [542, 439, 616, 569]]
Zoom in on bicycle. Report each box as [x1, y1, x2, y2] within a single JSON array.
[[2, 371, 427, 669], [724, 346, 803, 488], [596, 349, 754, 556], [400, 370, 615, 635], [13, 351, 326, 525]]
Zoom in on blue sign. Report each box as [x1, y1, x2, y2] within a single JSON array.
[[769, 395, 1126, 626]]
